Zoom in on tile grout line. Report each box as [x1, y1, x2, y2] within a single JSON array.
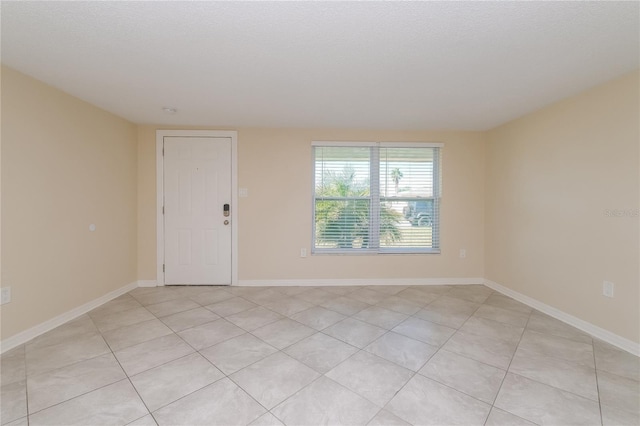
[[22, 313, 146, 421], [24, 343, 30, 426], [482, 305, 609, 421], [385, 290, 494, 423], [222, 360, 289, 424], [152, 291, 325, 423], [140, 286, 359, 422], [94, 310, 157, 425], [12, 285, 635, 426], [502, 328, 606, 404], [101, 300, 227, 423], [484, 301, 537, 426], [227, 289, 373, 421], [386, 287, 567, 425], [11, 287, 374, 424], [371, 287, 483, 424], [225, 287, 445, 425], [592, 335, 605, 426], [103, 300, 230, 424], [126, 303, 270, 423], [22, 317, 119, 417]]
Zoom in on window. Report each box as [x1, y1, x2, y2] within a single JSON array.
[[313, 142, 441, 254]]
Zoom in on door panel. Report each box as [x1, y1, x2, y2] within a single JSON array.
[[164, 137, 232, 285]]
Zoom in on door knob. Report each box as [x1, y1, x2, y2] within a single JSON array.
[[224, 220, 229, 225]]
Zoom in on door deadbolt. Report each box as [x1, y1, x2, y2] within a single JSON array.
[[223, 204, 230, 217]]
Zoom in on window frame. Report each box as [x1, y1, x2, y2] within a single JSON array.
[[311, 141, 442, 255]]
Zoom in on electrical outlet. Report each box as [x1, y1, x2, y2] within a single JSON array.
[[300, 248, 307, 258], [603, 281, 614, 298], [1, 287, 11, 305], [459, 249, 466, 259]]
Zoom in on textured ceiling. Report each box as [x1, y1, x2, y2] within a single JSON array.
[[1, 1, 638, 130]]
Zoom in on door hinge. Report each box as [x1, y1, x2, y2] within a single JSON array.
[[162, 206, 164, 214], [162, 146, 164, 156], [162, 264, 165, 273]]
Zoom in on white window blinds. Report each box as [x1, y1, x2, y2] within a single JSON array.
[[313, 142, 441, 254]]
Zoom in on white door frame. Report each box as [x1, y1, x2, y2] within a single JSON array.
[[156, 130, 238, 286]]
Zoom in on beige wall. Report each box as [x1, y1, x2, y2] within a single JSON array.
[[1, 67, 138, 339], [485, 70, 640, 343], [137, 126, 486, 282], [3, 63, 637, 347], [137, 125, 159, 281]]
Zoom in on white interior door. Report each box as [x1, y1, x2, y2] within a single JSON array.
[[163, 136, 232, 285]]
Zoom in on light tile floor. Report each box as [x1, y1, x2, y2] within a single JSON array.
[[1, 285, 639, 426]]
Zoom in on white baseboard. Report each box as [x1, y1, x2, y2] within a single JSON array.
[[484, 279, 640, 357], [237, 277, 484, 287], [0, 281, 138, 354], [3, 276, 636, 357]]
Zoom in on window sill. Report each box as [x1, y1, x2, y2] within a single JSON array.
[[311, 249, 441, 256]]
